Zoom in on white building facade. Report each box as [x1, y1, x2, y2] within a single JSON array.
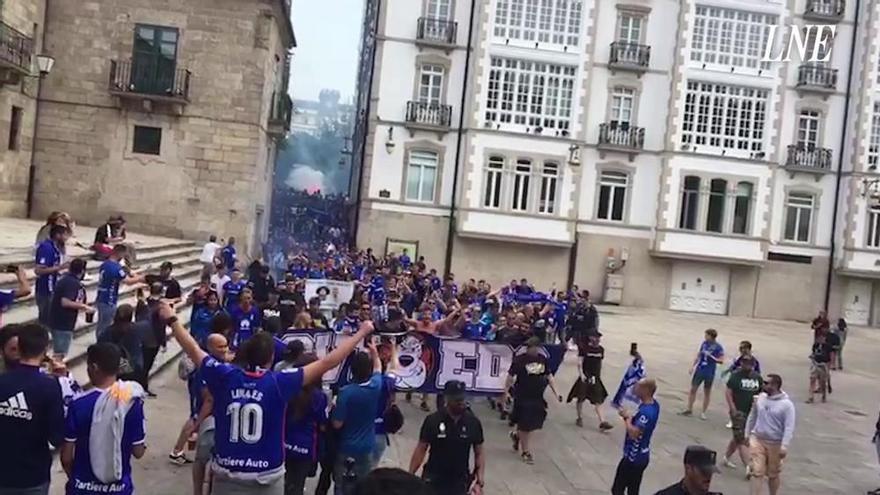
[[353, 0, 880, 325]]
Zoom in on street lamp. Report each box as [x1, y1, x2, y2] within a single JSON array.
[[568, 144, 581, 166], [385, 127, 395, 154], [34, 54, 55, 77]]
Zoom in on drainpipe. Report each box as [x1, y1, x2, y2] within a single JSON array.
[[25, 0, 49, 218], [442, 0, 477, 278], [351, 0, 381, 249], [824, 0, 861, 311]]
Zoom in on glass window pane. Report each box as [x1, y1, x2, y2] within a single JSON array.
[[798, 209, 811, 242], [421, 165, 437, 201], [611, 187, 625, 221], [784, 206, 798, 240], [598, 185, 610, 219]]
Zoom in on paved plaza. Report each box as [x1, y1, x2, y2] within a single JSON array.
[[49, 306, 880, 495]]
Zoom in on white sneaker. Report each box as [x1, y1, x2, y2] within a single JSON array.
[[699, 412, 707, 421], [745, 465, 752, 480], [725, 420, 732, 429], [722, 456, 737, 469]]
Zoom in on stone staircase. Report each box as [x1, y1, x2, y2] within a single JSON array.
[[0, 238, 204, 387]]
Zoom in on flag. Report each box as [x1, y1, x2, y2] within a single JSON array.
[[611, 357, 646, 410]]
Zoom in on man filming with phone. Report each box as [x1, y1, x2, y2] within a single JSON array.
[[0, 265, 32, 326]]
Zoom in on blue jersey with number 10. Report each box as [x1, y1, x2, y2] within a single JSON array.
[[200, 356, 304, 483]]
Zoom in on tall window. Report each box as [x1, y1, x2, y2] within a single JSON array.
[[597, 171, 628, 222], [706, 179, 727, 233], [133, 25, 179, 94], [869, 102, 880, 168], [732, 181, 753, 235], [868, 206, 880, 248], [418, 64, 444, 105], [537, 162, 559, 214], [617, 13, 642, 43], [804, 26, 832, 63], [511, 159, 532, 211], [689, 5, 776, 71], [679, 176, 701, 230], [483, 156, 505, 209], [485, 57, 576, 131], [784, 192, 815, 243], [797, 110, 821, 149], [610, 87, 634, 126], [426, 0, 451, 19], [681, 81, 768, 152], [7, 106, 22, 151], [493, 0, 583, 47], [406, 151, 438, 202]]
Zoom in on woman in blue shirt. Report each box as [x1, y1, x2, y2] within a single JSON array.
[[281, 353, 328, 495], [190, 291, 222, 347]]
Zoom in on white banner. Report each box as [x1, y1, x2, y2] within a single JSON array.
[[304, 279, 355, 315]]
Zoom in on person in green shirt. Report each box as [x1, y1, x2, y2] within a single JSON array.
[[721, 355, 762, 475]]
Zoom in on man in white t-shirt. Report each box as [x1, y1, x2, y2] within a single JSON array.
[[199, 235, 222, 276], [210, 265, 231, 304]]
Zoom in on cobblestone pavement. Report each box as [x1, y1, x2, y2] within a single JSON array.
[[51, 306, 880, 494]]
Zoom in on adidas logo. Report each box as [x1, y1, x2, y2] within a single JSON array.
[[0, 392, 34, 420]]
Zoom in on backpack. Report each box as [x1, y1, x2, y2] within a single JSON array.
[[383, 403, 404, 434]]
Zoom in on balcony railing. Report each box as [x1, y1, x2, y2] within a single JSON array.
[[609, 41, 650, 71], [268, 92, 293, 136], [405, 101, 452, 128], [785, 144, 832, 172], [804, 0, 844, 21], [109, 59, 191, 101], [598, 123, 645, 151], [416, 17, 457, 46], [797, 64, 838, 92], [0, 20, 33, 74]]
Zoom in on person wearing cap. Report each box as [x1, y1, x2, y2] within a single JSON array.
[[611, 377, 660, 495], [654, 446, 722, 495], [409, 380, 485, 495], [502, 336, 563, 465], [567, 331, 613, 431]]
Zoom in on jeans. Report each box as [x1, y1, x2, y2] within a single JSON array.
[[611, 459, 648, 495], [95, 301, 115, 341], [0, 483, 50, 495], [51, 329, 73, 356], [284, 457, 315, 495], [142, 346, 160, 392], [35, 293, 51, 326], [332, 452, 371, 495], [371, 434, 388, 469]]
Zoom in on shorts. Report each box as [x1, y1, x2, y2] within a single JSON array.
[[211, 476, 283, 495], [749, 436, 783, 479], [195, 428, 215, 463], [51, 329, 74, 356], [730, 410, 747, 445], [511, 399, 547, 432], [810, 362, 829, 383], [691, 372, 714, 389]]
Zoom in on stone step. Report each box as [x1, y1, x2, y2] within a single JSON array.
[[0, 243, 202, 290], [0, 239, 198, 268], [2, 259, 204, 327]]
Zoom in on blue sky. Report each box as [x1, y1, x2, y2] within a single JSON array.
[[290, 0, 365, 102]]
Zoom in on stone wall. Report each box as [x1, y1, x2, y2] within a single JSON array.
[[31, 0, 292, 254], [0, 0, 44, 217]]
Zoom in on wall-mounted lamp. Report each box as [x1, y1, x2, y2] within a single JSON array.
[[385, 127, 395, 154], [568, 144, 581, 167], [34, 54, 55, 77], [862, 164, 880, 205]]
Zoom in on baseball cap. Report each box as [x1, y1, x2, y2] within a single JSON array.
[[684, 445, 721, 475], [443, 380, 467, 400]]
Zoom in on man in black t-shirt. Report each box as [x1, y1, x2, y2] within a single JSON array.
[[247, 265, 275, 304], [260, 290, 282, 334], [808, 333, 832, 403], [144, 261, 182, 304], [567, 332, 612, 431], [409, 381, 485, 495], [48, 259, 94, 359], [654, 445, 721, 495], [278, 279, 303, 331], [502, 337, 562, 465]]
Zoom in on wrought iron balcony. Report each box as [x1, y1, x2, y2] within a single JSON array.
[[785, 144, 833, 173], [609, 42, 650, 72], [405, 101, 452, 130], [0, 20, 33, 77], [598, 123, 645, 153], [416, 17, 457, 47], [109, 59, 191, 103], [268, 91, 292, 137], [797, 64, 838, 92], [804, 0, 844, 22]]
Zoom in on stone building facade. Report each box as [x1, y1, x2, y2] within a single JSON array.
[[30, 0, 294, 255], [0, 0, 45, 217]]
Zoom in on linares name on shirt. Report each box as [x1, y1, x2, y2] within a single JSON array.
[[231, 388, 264, 401]]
